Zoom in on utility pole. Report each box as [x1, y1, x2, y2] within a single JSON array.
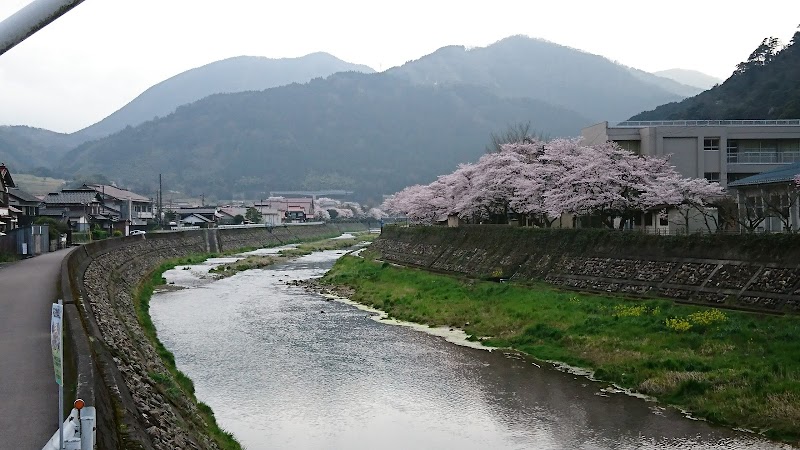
[[158, 174, 163, 228]]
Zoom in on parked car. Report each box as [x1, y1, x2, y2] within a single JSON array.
[[129, 230, 146, 236]]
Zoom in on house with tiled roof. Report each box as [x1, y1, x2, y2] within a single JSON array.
[[42, 188, 105, 232], [0, 164, 16, 235], [727, 162, 800, 232], [174, 207, 221, 228], [84, 184, 153, 231], [8, 187, 42, 227], [0, 165, 50, 256], [256, 197, 313, 223]]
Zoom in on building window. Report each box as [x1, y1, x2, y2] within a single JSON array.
[[704, 172, 720, 182], [727, 173, 758, 183], [704, 138, 720, 151], [745, 196, 764, 217], [615, 140, 641, 154], [727, 139, 800, 164], [727, 140, 739, 162]]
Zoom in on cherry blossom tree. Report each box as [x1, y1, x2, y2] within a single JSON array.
[[383, 137, 728, 230], [382, 184, 440, 223], [642, 174, 725, 232], [366, 207, 385, 220], [315, 209, 331, 221]]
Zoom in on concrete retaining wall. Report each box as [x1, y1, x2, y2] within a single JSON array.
[[371, 226, 800, 315], [60, 223, 366, 449]]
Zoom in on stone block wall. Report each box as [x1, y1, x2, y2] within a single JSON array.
[[371, 226, 800, 315], [63, 224, 339, 449]]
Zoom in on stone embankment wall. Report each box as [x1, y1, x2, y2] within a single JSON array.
[[62, 223, 365, 449], [371, 226, 800, 314]]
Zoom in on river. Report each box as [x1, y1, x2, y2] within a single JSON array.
[[150, 244, 790, 450]]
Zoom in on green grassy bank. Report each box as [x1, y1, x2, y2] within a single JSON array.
[[321, 255, 800, 443], [210, 234, 376, 277]]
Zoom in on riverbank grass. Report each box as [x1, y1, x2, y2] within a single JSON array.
[[209, 233, 376, 277], [321, 256, 800, 443]]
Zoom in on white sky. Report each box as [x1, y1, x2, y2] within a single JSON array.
[[1, 0, 798, 133]]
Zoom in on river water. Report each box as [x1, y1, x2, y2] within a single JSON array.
[[150, 245, 790, 450]]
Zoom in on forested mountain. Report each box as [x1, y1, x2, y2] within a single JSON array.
[[0, 126, 84, 173], [74, 53, 374, 140], [631, 30, 800, 120], [60, 72, 590, 203], [386, 35, 691, 122], [0, 53, 373, 171], [653, 69, 721, 90]]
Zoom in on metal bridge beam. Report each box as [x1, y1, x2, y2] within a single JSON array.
[[0, 0, 86, 56]]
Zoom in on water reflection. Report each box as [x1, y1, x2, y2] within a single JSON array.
[[150, 250, 789, 450]]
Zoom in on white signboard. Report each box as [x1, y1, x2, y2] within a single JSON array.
[[51, 303, 63, 386]]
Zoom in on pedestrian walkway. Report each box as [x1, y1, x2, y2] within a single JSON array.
[[0, 249, 73, 450]]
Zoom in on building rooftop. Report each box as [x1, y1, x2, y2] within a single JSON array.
[[8, 187, 42, 204], [269, 190, 353, 198], [727, 162, 800, 188], [85, 184, 150, 202], [612, 119, 800, 128], [175, 207, 218, 215], [44, 189, 102, 205]]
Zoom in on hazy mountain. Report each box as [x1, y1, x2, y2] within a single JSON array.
[[60, 72, 590, 203], [0, 126, 85, 173], [631, 32, 800, 120], [625, 67, 703, 97], [74, 52, 375, 140], [386, 35, 687, 123], [653, 69, 722, 90]]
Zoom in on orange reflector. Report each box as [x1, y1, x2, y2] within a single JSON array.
[[74, 399, 85, 410]]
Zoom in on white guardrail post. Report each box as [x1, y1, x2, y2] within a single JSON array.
[[42, 402, 95, 450]]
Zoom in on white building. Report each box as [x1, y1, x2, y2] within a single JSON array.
[[581, 120, 800, 187]]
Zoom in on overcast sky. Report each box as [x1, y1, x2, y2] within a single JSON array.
[[1, 0, 798, 133]]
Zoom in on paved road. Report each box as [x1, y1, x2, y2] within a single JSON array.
[[0, 248, 73, 450]]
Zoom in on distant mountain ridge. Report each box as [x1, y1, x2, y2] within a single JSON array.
[[3, 35, 715, 203], [0, 52, 374, 171], [74, 52, 375, 140], [625, 67, 703, 98], [0, 125, 85, 172], [653, 69, 722, 90], [631, 30, 800, 120], [59, 72, 591, 203], [386, 35, 691, 122]]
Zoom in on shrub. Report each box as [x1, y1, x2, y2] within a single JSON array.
[[91, 229, 109, 240], [688, 309, 727, 326], [666, 317, 693, 332], [613, 304, 647, 318]]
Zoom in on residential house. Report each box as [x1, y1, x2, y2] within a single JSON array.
[[0, 165, 49, 256], [84, 184, 153, 232], [42, 188, 104, 232], [727, 162, 800, 233], [217, 208, 238, 225], [257, 197, 314, 223], [174, 207, 221, 228], [8, 188, 42, 227], [219, 206, 247, 224], [0, 164, 16, 235], [179, 213, 215, 228], [581, 120, 800, 187]]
